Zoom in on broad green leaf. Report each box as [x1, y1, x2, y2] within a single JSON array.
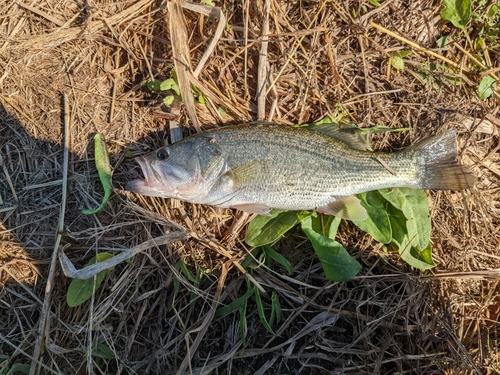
[[325, 215, 342, 240], [82, 134, 113, 215], [245, 210, 298, 247], [297, 211, 323, 234], [93, 343, 116, 359], [254, 287, 275, 334], [218, 106, 227, 116], [302, 228, 361, 281], [391, 55, 404, 71], [478, 75, 496, 100], [386, 204, 435, 269], [5, 364, 31, 375], [379, 188, 431, 251], [262, 245, 293, 275], [353, 191, 392, 243], [159, 78, 180, 95], [215, 288, 254, 317], [67, 252, 115, 307], [163, 95, 175, 106], [398, 235, 436, 270], [299, 211, 341, 239], [144, 80, 162, 91], [440, 0, 471, 31], [369, 0, 381, 6]]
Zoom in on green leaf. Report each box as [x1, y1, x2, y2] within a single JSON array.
[[325, 215, 342, 239], [262, 245, 293, 275], [386, 204, 436, 269], [66, 252, 115, 307], [478, 75, 496, 100], [391, 55, 404, 70], [368, 0, 381, 6], [196, 91, 206, 104], [254, 287, 275, 334], [163, 95, 175, 106], [160, 78, 180, 94], [353, 191, 392, 243], [241, 248, 261, 269], [218, 106, 227, 117], [245, 210, 298, 247], [297, 211, 323, 234], [93, 343, 116, 359], [240, 298, 248, 346], [215, 288, 254, 317], [5, 364, 31, 375], [378, 188, 431, 251], [440, 0, 471, 31], [144, 80, 162, 91], [302, 228, 361, 281], [271, 291, 281, 324], [81, 134, 113, 215]]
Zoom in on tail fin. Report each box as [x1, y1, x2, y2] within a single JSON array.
[[410, 129, 476, 190]]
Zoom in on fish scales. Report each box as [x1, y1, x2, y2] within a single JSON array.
[[126, 123, 475, 219], [199, 125, 416, 208]]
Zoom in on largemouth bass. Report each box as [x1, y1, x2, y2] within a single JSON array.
[[125, 124, 475, 220]]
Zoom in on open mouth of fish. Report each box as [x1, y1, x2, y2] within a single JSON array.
[[125, 157, 166, 196]]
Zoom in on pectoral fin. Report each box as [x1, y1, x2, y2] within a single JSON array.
[[231, 203, 272, 215], [227, 159, 269, 187], [316, 195, 368, 221]]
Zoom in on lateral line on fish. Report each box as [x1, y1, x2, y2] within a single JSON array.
[[374, 156, 397, 176]]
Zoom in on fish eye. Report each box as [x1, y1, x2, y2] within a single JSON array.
[[156, 148, 169, 160]]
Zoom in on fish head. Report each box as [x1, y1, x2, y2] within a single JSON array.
[[125, 136, 226, 201]]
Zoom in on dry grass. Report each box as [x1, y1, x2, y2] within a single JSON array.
[[1, 0, 499, 374]]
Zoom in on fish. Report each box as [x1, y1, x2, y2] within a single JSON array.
[[125, 124, 476, 221]]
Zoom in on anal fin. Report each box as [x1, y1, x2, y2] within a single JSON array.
[[316, 195, 368, 221]]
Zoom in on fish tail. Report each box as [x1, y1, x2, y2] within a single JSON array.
[[411, 129, 476, 190]]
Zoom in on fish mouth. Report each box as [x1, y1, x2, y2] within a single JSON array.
[[125, 156, 168, 197]]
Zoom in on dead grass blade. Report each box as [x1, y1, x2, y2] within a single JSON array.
[[256, 0, 270, 120], [182, 2, 226, 79], [167, 0, 200, 132], [58, 231, 188, 279]]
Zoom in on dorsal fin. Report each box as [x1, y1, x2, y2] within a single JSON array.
[[309, 123, 372, 151]]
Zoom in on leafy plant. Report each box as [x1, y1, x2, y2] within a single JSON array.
[[143, 72, 206, 106], [440, 0, 472, 33], [439, 0, 499, 100], [244, 120, 437, 282], [66, 252, 115, 307], [215, 247, 286, 344], [478, 75, 496, 100], [0, 363, 31, 375], [390, 50, 412, 71], [82, 134, 113, 215]]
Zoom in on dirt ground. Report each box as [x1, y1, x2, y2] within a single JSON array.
[[1, 0, 499, 374]]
